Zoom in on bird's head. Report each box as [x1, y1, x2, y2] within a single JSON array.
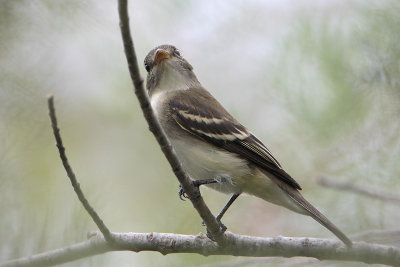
[[144, 44, 199, 96]]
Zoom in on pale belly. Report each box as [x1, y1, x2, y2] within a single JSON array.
[[171, 138, 252, 194], [171, 137, 304, 213]]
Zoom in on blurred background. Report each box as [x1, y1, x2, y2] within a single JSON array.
[[1, 0, 399, 266]]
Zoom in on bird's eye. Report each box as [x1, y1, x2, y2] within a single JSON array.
[[174, 49, 181, 56], [145, 64, 150, 72]]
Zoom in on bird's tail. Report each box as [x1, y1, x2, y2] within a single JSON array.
[[279, 183, 352, 247]]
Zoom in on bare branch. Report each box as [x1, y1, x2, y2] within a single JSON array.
[[47, 95, 114, 244], [3, 232, 400, 267], [317, 175, 400, 204], [117, 0, 223, 240]]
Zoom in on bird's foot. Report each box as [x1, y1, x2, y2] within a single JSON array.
[[178, 184, 188, 201], [206, 220, 227, 241], [178, 179, 219, 201]]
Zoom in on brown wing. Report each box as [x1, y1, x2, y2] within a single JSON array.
[[170, 88, 302, 190]]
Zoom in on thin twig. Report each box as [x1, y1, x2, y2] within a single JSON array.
[[3, 232, 400, 267], [47, 95, 114, 244], [117, 0, 224, 241], [317, 175, 400, 204]]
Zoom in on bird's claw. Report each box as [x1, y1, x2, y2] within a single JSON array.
[[178, 184, 188, 201], [206, 221, 227, 241]]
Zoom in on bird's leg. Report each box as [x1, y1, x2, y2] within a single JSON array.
[[216, 193, 241, 222], [178, 176, 230, 201], [193, 178, 220, 187], [177, 176, 239, 238], [205, 193, 241, 240]]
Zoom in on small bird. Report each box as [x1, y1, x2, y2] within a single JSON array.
[[144, 44, 352, 247]]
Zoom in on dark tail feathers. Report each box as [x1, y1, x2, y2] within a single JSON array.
[[284, 186, 352, 247]]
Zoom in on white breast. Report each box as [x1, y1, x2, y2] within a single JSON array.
[[171, 137, 252, 194], [150, 90, 164, 114]]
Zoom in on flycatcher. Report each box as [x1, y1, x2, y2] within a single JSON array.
[[144, 44, 352, 247]]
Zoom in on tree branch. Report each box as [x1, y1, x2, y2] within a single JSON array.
[[317, 175, 400, 204], [47, 95, 114, 244], [2, 232, 400, 267], [117, 0, 224, 241]]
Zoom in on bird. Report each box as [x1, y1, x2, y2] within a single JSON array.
[[144, 44, 352, 247]]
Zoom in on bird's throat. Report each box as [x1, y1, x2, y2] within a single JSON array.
[[150, 63, 200, 98]]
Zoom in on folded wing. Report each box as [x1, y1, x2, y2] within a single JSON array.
[[170, 88, 301, 190]]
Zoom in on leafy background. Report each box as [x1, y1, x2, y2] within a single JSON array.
[[1, 0, 399, 266]]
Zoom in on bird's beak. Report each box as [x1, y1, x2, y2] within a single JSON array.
[[154, 49, 170, 65]]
